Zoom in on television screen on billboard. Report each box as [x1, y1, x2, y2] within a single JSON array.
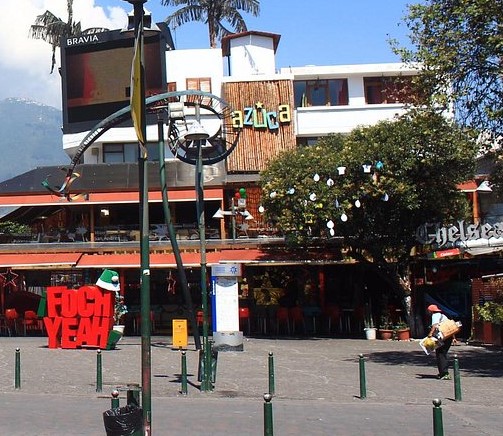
[[61, 24, 171, 134]]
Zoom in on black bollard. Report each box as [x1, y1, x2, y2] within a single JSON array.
[[432, 398, 444, 436], [96, 350, 103, 393], [15, 348, 20, 390], [268, 352, 275, 396], [181, 351, 188, 395], [263, 393, 274, 436], [453, 354, 462, 401], [359, 354, 366, 399]]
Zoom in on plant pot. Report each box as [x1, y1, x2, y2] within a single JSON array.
[[364, 327, 377, 340], [395, 328, 410, 341], [106, 325, 125, 350], [378, 329, 393, 340]]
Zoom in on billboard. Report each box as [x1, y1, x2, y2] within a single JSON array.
[[61, 24, 171, 134]]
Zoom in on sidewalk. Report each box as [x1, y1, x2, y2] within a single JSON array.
[[0, 335, 502, 435]]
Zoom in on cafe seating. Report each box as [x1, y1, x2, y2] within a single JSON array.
[[289, 306, 306, 335], [239, 307, 251, 335], [323, 305, 342, 335], [22, 310, 44, 335], [5, 308, 20, 336], [276, 307, 290, 335]]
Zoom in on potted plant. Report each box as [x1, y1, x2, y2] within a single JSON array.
[[378, 315, 394, 340], [113, 292, 128, 333], [394, 319, 410, 341], [364, 314, 377, 340], [476, 301, 503, 345]]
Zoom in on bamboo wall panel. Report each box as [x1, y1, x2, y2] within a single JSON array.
[[222, 80, 296, 173]]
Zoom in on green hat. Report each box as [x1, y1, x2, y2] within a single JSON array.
[[96, 269, 120, 291]]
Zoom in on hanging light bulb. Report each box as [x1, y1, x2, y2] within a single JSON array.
[[326, 178, 334, 187], [309, 193, 317, 201], [287, 187, 295, 195], [355, 199, 361, 208], [313, 173, 320, 182], [382, 193, 389, 202], [329, 228, 335, 236], [270, 191, 277, 198], [340, 213, 348, 222], [258, 205, 265, 213], [326, 220, 335, 229]]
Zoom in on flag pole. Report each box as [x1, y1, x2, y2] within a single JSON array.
[[127, 0, 151, 433]]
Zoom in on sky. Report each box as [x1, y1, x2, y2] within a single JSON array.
[[0, 0, 416, 109]]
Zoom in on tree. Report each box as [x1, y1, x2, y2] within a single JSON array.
[[161, 0, 260, 48], [394, 0, 503, 146], [29, 0, 108, 73], [260, 111, 478, 306]]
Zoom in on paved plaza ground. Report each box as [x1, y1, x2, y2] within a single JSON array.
[[0, 335, 502, 435]]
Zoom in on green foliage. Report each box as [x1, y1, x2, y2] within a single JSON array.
[[260, 111, 477, 268], [396, 0, 503, 126], [477, 302, 503, 323], [379, 315, 393, 330], [161, 0, 260, 48], [393, 0, 503, 181], [0, 221, 30, 235]]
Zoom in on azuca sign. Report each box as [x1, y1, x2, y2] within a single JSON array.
[[416, 220, 503, 247]]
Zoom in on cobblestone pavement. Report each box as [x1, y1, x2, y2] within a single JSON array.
[[0, 335, 502, 435]]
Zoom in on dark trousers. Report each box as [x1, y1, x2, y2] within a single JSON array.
[[435, 337, 453, 376]]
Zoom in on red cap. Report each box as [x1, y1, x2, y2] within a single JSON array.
[[427, 304, 441, 313]]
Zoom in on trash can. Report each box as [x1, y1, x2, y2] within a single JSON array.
[[103, 404, 142, 436]]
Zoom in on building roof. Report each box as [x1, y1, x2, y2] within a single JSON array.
[[0, 162, 224, 196], [221, 30, 281, 57]]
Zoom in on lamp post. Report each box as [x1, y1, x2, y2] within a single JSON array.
[[123, 0, 151, 432], [185, 104, 212, 390], [212, 201, 254, 241]]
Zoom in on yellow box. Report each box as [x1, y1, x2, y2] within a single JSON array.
[[172, 319, 188, 349]]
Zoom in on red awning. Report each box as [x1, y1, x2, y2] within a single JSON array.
[[457, 180, 477, 192], [0, 188, 224, 206], [0, 253, 82, 268], [75, 249, 345, 268], [75, 249, 268, 268]]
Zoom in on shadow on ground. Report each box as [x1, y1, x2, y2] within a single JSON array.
[[365, 347, 503, 378]]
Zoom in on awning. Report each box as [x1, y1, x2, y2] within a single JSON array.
[[0, 253, 82, 268], [0, 188, 224, 207], [75, 249, 346, 268], [76, 250, 268, 268]]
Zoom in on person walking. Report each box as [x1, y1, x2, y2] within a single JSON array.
[[427, 304, 453, 380]]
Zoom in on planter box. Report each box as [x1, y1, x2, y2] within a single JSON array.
[[395, 328, 410, 341], [473, 320, 494, 344], [378, 329, 393, 340]]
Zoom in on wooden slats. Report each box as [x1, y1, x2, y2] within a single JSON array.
[[223, 80, 296, 172]]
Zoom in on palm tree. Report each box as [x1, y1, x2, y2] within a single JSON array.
[[161, 0, 260, 48], [29, 0, 108, 74]]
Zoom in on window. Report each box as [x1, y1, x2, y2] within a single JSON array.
[[364, 76, 413, 104], [186, 77, 212, 105], [103, 143, 160, 163], [294, 79, 348, 107], [296, 137, 320, 146]]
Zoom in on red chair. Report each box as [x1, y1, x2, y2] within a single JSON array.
[[276, 307, 290, 335], [323, 305, 341, 335], [289, 306, 306, 335], [23, 310, 44, 336], [5, 308, 19, 336], [239, 307, 251, 335]]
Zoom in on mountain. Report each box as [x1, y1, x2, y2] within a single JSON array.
[[0, 98, 69, 183]]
